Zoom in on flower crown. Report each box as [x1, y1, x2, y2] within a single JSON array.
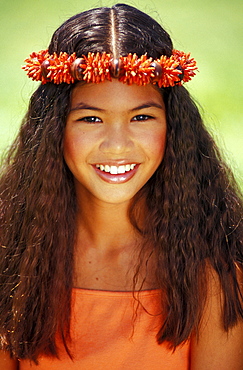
[[22, 49, 197, 87]]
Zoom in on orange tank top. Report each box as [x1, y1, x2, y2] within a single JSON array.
[[19, 289, 190, 369]]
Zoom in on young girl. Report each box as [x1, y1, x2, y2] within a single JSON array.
[[0, 4, 242, 369]]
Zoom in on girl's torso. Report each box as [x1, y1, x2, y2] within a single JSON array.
[[19, 288, 190, 370]]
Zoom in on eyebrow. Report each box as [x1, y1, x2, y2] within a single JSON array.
[[130, 103, 164, 111], [70, 103, 105, 112], [70, 101, 165, 112]]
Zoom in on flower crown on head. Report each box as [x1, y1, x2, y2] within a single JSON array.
[[22, 49, 198, 87]]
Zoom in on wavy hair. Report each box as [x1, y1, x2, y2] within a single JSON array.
[[1, 3, 242, 361]]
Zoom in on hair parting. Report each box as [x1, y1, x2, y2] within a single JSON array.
[[109, 8, 119, 60]]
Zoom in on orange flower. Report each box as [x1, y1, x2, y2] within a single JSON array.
[[22, 49, 198, 87], [22, 50, 51, 83], [22, 49, 76, 84], [156, 54, 182, 88], [172, 50, 198, 83], [119, 54, 154, 86], [46, 52, 76, 84], [81, 52, 112, 83]]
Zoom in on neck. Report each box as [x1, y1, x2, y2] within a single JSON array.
[[73, 195, 158, 291], [75, 197, 138, 252]]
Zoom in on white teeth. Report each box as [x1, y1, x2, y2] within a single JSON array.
[[110, 166, 118, 174], [117, 165, 125, 174], [96, 164, 136, 174]]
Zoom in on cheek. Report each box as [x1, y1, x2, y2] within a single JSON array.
[[154, 131, 167, 155], [63, 132, 75, 165], [143, 128, 167, 162], [63, 130, 87, 163], [63, 130, 85, 170]]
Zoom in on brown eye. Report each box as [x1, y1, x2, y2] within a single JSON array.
[[78, 116, 102, 123], [132, 114, 154, 121]]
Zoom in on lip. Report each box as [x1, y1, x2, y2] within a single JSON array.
[[92, 163, 139, 184]]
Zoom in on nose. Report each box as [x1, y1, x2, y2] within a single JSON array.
[[99, 123, 134, 155]]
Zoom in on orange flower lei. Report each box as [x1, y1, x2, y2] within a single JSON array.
[[22, 49, 197, 87]]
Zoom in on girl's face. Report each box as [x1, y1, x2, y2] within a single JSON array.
[[64, 79, 166, 207]]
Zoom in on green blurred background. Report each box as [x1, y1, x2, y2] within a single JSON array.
[[0, 0, 242, 188]]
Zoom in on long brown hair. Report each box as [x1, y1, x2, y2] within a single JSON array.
[[1, 3, 242, 361]]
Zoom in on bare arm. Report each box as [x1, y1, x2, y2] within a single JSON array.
[[0, 351, 19, 370], [190, 268, 243, 369]]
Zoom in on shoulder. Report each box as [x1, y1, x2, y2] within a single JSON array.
[[0, 351, 19, 370], [190, 265, 243, 369]]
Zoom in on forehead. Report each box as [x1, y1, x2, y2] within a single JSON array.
[[70, 79, 165, 111]]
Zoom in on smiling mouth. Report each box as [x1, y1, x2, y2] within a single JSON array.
[[95, 164, 137, 174]]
